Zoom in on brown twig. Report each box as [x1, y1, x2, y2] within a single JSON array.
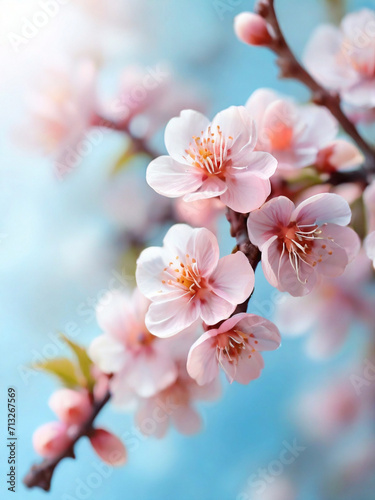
[[256, 0, 375, 173], [23, 390, 111, 492], [226, 208, 261, 315]]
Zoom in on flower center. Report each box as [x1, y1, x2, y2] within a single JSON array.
[[268, 123, 294, 151], [278, 222, 334, 283], [162, 254, 202, 295], [183, 125, 233, 179], [215, 330, 257, 368]]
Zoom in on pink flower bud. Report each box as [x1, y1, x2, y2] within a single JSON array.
[[316, 139, 364, 173], [234, 12, 272, 46], [89, 429, 127, 466], [32, 422, 71, 458], [49, 389, 92, 426]]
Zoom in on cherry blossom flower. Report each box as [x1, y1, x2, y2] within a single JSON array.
[[276, 252, 375, 358], [247, 193, 360, 296], [187, 313, 281, 385], [32, 422, 71, 459], [136, 224, 255, 337], [48, 389, 92, 426], [135, 362, 221, 438], [146, 106, 277, 213], [304, 9, 375, 111], [88, 289, 182, 405], [20, 58, 98, 179], [245, 88, 359, 173]]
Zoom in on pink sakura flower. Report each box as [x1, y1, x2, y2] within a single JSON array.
[[136, 224, 255, 337], [20, 58, 98, 179], [135, 362, 221, 438], [146, 106, 277, 213], [247, 193, 360, 296], [88, 289, 181, 405], [276, 252, 375, 358], [304, 9, 375, 111], [245, 88, 355, 173], [187, 313, 281, 385], [364, 180, 375, 268]]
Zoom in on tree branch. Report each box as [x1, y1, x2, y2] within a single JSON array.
[[256, 0, 375, 172], [226, 208, 261, 315], [23, 390, 111, 492]]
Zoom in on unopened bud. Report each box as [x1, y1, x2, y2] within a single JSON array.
[[234, 12, 272, 46]]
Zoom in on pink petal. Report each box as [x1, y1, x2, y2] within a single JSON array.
[[199, 291, 237, 325], [235, 315, 281, 351], [88, 335, 125, 373], [171, 406, 201, 435], [136, 246, 168, 299], [365, 231, 375, 267], [187, 331, 220, 385], [183, 176, 227, 202], [209, 251, 255, 304], [232, 151, 278, 179], [220, 170, 271, 213], [95, 290, 135, 342], [297, 105, 338, 149], [324, 139, 364, 171], [163, 223, 195, 256], [292, 193, 352, 226], [247, 197, 295, 249], [145, 292, 200, 337], [235, 351, 264, 384], [303, 25, 354, 89], [278, 254, 317, 297], [146, 155, 203, 198], [260, 235, 281, 288], [342, 79, 375, 108], [90, 429, 127, 466], [185, 226, 220, 277], [165, 109, 210, 162], [320, 224, 360, 263], [211, 105, 256, 157], [245, 88, 280, 129], [135, 400, 169, 438]]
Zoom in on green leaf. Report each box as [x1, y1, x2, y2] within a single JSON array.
[[110, 146, 137, 176], [34, 358, 80, 388], [60, 335, 96, 392]]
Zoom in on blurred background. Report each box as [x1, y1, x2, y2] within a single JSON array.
[[1, 0, 375, 499]]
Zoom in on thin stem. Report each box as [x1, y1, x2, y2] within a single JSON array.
[[23, 390, 111, 492], [256, 0, 375, 172]]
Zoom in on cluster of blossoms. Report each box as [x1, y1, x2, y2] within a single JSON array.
[[26, 3, 375, 496]]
